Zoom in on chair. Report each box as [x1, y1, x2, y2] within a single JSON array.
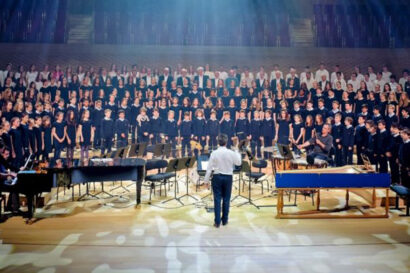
[[236, 161, 259, 209], [196, 153, 210, 192], [390, 184, 410, 217], [251, 159, 269, 194], [145, 159, 174, 204]]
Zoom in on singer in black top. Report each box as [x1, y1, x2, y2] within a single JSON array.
[[192, 109, 207, 156], [65, 110, 77, 163], [354, 116, 368, 165], [180, 112, 193, 157], [398, 128, 410, 187], [220, 112, 235, 148], [137, 108, 150, 144], [341, 117, 355, 165], [376, 120, 390, 173], [206, 110, 220, 152], [249, 111, 262, 159], [92, 100, 104, 149], [101, 109, 115, 155], [52, 112, 66, 160], [115, 110, 129, 148], [150, 108, 163, 145], [164, 111, 178, 158], [387, 123, 402, 184], [332, 113, 344, 166]]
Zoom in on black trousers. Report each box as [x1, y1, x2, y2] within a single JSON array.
[[208, 136, 218, 152], [101, 138, 113, 155], [151, 133, 161, 145], [400, 166, 409, 188], [263, 136, 274, 159], [251, 139, 261, 158], [212, 174, 233, 225], [94, 126, 101, 148], [117, 137, 127, 148], [378, 154, 388, 173], [356, 145, 364, 165], [181, 137, 191, 157], [388, 156, 400, 183], [342, 146, 353, 165], [334, 145, 343, 166], [168, 137, 177, 157]]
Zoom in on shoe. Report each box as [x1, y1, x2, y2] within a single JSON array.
[[222, 221, 228, 226], [213, 223, 220, 228]]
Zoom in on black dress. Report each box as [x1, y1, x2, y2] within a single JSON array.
[[81, 120, 92, 146], [277, 119, 290, 145], [66, 123, 77, 147], [292, 122, 303, 144]]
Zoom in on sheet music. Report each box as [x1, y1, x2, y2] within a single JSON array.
[[201, 161, 209, 171]]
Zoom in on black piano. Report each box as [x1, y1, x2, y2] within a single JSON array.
[[1, 158, 145, 221], [13, 171, 54, 220]]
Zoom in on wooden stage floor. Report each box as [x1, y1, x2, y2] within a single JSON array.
[[0, 178, 409, 273]]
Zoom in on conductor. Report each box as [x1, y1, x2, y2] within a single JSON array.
[[204, 134, 242, 228]]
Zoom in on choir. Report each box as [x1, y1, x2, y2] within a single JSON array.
[[0, 63, 409, 187]]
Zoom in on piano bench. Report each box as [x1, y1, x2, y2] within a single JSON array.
[[390, 185, 410, 216]]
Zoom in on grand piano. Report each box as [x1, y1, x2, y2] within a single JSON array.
[[2, 157, 145, 222], [275, 166, 391, 219]]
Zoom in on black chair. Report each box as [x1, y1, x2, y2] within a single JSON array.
[[251, 159, 269, 194], [236, 161, 259, 209], [145, 159, 174, 204], [196, 153, 210, 192], [390, 184, 410, 216]]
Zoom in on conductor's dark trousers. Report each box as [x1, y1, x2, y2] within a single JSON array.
[[212, 174, 233, 225]]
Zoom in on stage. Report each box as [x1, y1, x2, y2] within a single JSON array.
[[0, 181, 409, 273]]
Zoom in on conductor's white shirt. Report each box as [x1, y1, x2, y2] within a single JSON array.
[[204, 146, 242, 182]]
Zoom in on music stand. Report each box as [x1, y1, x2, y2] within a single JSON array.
[[278, 144, 292, 159], [114, 146, 126, 159], [129, 143, 148, 158], [111, 145, 131, 192], [128, 144, 139, 157], [231, 141, 252, 203], [163, 143, 172, 158], [138, 143, 148, 157], [162, 158, 183, 205], [275, 144, 293, 170], [178, 156, 198, 203], [153, 144, 164, 158]]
